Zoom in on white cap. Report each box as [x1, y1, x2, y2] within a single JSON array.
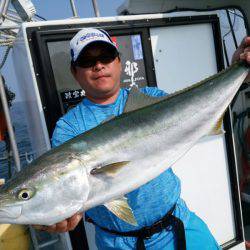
[[70, 28, 118, 62]]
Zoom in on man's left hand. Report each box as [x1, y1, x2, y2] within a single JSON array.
[[32, 213, 83, 233], [232, 36, 250, 82], [232, 37, 250, 64]]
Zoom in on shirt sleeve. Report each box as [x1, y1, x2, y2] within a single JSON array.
[[139, 86, 167, 97], [51, 118, 77, 147]]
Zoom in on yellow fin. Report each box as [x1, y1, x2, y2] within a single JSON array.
[[90, 161, 130, 176], [209, 114, 225, 135], [104, 197, 138, 226]]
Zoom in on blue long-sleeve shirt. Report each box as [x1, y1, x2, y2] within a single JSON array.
[[52, 87, 190, 249]]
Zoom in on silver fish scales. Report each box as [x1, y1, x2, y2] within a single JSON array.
[[0, 62, 248, 226]]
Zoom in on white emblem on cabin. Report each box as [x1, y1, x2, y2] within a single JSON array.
[[124, 60, 139, 88]]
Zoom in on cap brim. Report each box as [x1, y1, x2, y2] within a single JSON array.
[[74, 41, 118, 62]]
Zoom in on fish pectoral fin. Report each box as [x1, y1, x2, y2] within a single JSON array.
[[209, 114, 225, 135], [104, 197, 138, 226], [90, 161, 130, 176]]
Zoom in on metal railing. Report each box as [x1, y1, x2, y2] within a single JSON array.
[[0, 74, 21, 172]]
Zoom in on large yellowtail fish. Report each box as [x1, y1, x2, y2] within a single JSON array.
[[0, 62, 248, 226]]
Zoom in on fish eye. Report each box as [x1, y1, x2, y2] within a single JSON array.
[[17, 189, 33, 201]]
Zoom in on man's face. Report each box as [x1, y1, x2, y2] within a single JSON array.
[[71, 43, 122, 100]]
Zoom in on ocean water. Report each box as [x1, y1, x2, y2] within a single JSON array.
[[0, 102, 67, 250], [0, 101, 32, 180]]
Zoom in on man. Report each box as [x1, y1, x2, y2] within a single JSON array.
[[36, 28, 250, 249]]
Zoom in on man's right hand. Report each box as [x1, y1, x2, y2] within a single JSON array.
[[32, 213, 83, 233]]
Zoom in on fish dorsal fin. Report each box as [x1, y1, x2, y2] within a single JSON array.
[[90, 161, 130, 176], [209, 114, 226, 135], [104, 197, 138, 226], [123, 86, 165, 113]]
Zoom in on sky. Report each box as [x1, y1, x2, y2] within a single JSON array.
[[1, 0, 124, 102]]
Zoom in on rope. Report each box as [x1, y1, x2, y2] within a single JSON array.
[[0, 39, 14, 44], [0, 45, 12, 69]]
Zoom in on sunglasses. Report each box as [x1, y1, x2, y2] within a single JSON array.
[[75, 51, 119, 68]]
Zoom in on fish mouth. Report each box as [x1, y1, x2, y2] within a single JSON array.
[[0, 205, 22, 219]]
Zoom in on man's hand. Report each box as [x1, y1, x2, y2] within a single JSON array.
[[232, 37, 250, 64], [232, 36, 250, 82], [32, 213, 83, 233]]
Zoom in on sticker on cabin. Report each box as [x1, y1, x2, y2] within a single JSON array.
[[131, 35, 143, 60], [61, 89, 85, 101], [124, 60, 139, 88]]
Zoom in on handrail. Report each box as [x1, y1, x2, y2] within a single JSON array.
[[0, 0, 7, 18], [69, 0, 78, 18], [91, 0, 100, 17], [0, 74, 21, 172], [2, 0, 11, 19]]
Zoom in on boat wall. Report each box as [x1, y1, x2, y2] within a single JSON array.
[[149, 21, 243, 247], [12, 27, 51, 158]]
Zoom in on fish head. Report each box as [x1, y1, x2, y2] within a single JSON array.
[[0, 155, 90, 225], [0, 179, 38, 224]]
